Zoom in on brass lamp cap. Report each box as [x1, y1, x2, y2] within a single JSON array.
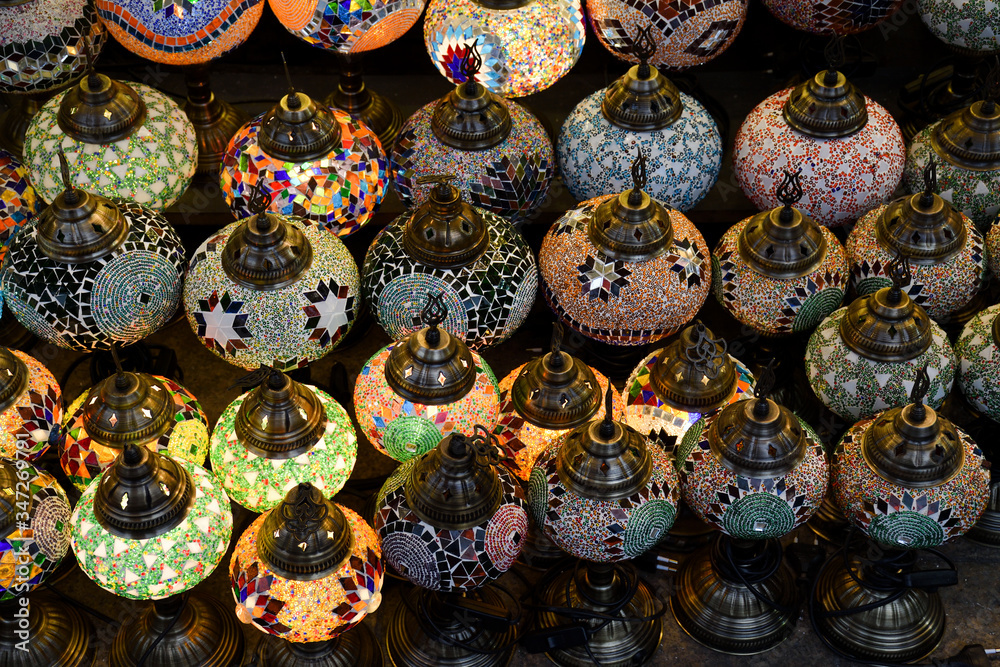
[[432, 41, 512, 150], [257, 483, 355, 580], [402, 174, 490, 269], [234, 370, 328, 460], [82, 371, 173, 449], [0, 348, 28, 414], [57, 70, 147, 144], [930, 67, 1000, 171], [650, 321, 738, 413], [259, 91, 341, 163], [601, 27, 682, 132], [782, 67, 868, 138]]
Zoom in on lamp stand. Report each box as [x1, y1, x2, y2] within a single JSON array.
[[324, 53, 402, 149], [255, 622, 383, 666], [0, 591, 95, 666], [181, 64, 249, 177], [898, 51, 995, 142], [517, 522, 567, 570], [807, 490, 851, 544], [0, 91, 49, 161], [967, 479, 1000, 547]]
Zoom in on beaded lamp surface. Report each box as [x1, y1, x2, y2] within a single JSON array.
[[424, 0, 585, 98], [846, 160, 986, 321], [955, 303, 1000, 421], [0, 149, 42, 265], [0, 457, 71, 602], [271, 0, 426, 53], [988, 214, 1000, 277], [0, 347, 61, 462], [917, 0, 1000, 53], [761, 0, 903, 34], [230, 484, 383, 642]]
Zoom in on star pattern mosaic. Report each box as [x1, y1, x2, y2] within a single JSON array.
[[271, 0, 425, 53], [917, 0, 1000, 52], [0, 150, 42, 266], [762, 0, 903, 34], [955, 304, 1000, 421], [0, 350, 61, 462]]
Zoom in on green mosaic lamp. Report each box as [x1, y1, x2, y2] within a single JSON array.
[[210, 366, 358, 513], [70, 444, 242, 665]]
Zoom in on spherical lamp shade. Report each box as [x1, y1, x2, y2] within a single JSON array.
[[271, 0, 426, 53], [761, 0, 903, 34], [376, 430, 528, 590], [917, 0, 1000, 52], [96, 0, 264, 65], [734, 69, 905, 228], [362, 177, 537, 349], [0, 347, 61, 462], [24, 78, 197, 211], [211, 372, 357, 512], [183, 199, 361, 372], [70, 445, 233, 600], [230, 484, 383, 641], [0, 0, 107, 94], [59, 370, 210, 492], [0, 149, 42, 265], [0, 457, 71, 602], [424, 0, 585, 98], [955, 303, 1000, 421], [221, 96, 387, 238]]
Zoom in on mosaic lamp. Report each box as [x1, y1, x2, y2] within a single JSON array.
[[733, 46, 906, 228], [0, 151, 187, 352], [391, 41, 554, 222], [376, 427, 527, 666], [672, 364, 828, 653], [210, 366, 357, 513], [424, 0, 585, 98], [917, 0, 1000, 54], [59, 347, 210, 492], [362, 174, 537, 349], [557, 27, 722, 211], [818, 367, 990, 662], [353, 293, 501, 463], [956, 302, 1000, 421], [183, 182, 361, 372], [846, 159, 986, 322], [221, 59, 388, 238], [990, 212, 1000, 277], [0, 346, 61, 462], [231, 483, 384, 665], [760, 0, 902, 35], [23, 61, 198, 211], [539, 150, 711, 346], [713, 168, 849, 337], [805, 254, 956, 422], [70, 444, 241, 665], [527, 387, 680, 665], [0, 149, 43, 266]]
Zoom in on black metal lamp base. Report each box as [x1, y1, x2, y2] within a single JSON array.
[[325, 53, 403, 150], [255, 622, 383, 666], [0, 592, 96, 666], [182, 64, 250, 176]]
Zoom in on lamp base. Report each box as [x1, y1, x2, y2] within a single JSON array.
[[670, 536, 799, 655], [517, 523, 566, 570], [255, 622, 383, 666], [658, 502, 715, 553], [109, 592, 245, 667], [0, 592, 96, 666], [966, 480, 1000, 548], [807, 491, 851, 544], [182, 64, 249, 176], [0, 92, 48, 161], [534, 561, 662, 667], [325, 53, 402, 149]]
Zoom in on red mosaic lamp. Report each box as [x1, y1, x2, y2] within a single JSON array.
[[0, 345, 61, 462], [760, 0, 903, 35]]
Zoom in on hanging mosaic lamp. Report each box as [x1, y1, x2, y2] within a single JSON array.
[[362, 174, 537, 349], [761, 0, 903, 35], [713, 168, 849, 336], [23, 61, 197, 211], [0, 151, 187, 352], [183, 182, 361, 372], [424, 0, 584, 98], [0, 149, 42, 266], [733, 44, 906, 228], [70, 444, 242, 664], [0, 346, 61, 461], [539, 150, 711, 346], [955, 302, 1000, 421], [353, 294, 500, 463], [805, 254, 956, 422], [847, 159, 986, 322], [231, 483, 384, 662], [392, 41, 554, 222], [210, 367, 357, 513], [623, 320, 755, 442], [672, 364, 828, 653], [917, 0, 1000, 54], [221, 57, 388, 238], [527, 387, 679, 664]]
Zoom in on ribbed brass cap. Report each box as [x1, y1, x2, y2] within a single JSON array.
[[650, 322, 738, 413], [782, 68, 868, 138], [601, 27, 682, 131], [82, 371, 173, 449], [930, 73, 1000, 170], [402, 175, 489, 269], [57, 71, 146, 143], [0, 348, 28, 414], [259, 90, 341, 162], [234, 370, 327, 460]]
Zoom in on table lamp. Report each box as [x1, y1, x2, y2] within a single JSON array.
[[0, 346, 61, 461], [956, 303, 1000, 421], [0, 149, 42, 266]]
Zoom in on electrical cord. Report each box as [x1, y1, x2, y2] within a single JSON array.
[[400, 584, 523, 657], [720, 537, 795, 616], [135, 594, 187, 667], [41, 581, 115, 625]]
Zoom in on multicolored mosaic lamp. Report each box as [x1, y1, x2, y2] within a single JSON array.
[[70, 444, 241, 664], [211, 367, 357, 513], [376, 428, 526, 665], [557, 27, 722, 211], [183, 183, 361, 372], [392, 42, 554, 222], [539, 151, 711, 346], [956, 303, 1000, 421], [231, 483, 384, 664], [819, 367, 990, 662], [221, 59, 388, 238], [713, 168, 849, 337], [527, 387, 679, 664], [0, 149, 42, 266], [672, 365, 828, 653], [918, 0, 1000, 54], [733, 49, 906, 228], [846, 159, 986, 322], [353, 294, 501, 462], [0, 151, 187, 352], [760, 0, 902, 34], [0, 346, 60, 462], [805, 255, 956, 421], [362, 174, 537, 349], [424, 0, 584, 98]]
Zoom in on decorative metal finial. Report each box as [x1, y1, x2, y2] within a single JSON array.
[[109, 342, 130, 389], [228, 364, 280, 392], [982, 56, 1000, 115], [549, 322, 565, 369], [460, 38, 483, 95], [683, 320, 727, 380], [909, 364, 931, 421], [421, 292, 447, 346], [629, 148, 647, 206], [247, 179, 273, 231], [919, 157, 938, 208], [775, 168, 803, 222], [885, 251, 911, 304], [753, 359, 776, 417], [281, 52, 301, 111], [282, 484, 330, 544], [633, 25, 656, 79], [57, 148, 80, 206], [83, 35, 99, 90], [823, 35, 845, 86], [466, 424, 503, 465], [598, 385, 616, 438]]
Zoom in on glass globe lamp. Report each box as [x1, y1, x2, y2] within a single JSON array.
[[362, 175, 537, 349], [955, 303, 1000, 421], [734, 65, 905, 228], [713, 169, 849, 336], [353, 295, 501, 462], [539, 151, 711, 346], [0, 153, 187, 352], [211, 368, 357, 512], [846, 160, 986, 322], [917, 0, 1000, 53], [0, 149, 42, 265], [231, 483, 384, 663], [183, 185, 361, 372], [761, 0, 902, 34], [0, 346, 60, 462]]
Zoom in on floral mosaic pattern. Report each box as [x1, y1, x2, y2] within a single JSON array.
[[762, 0, 903, 34], [271, 0, 425, 53], [918, 0, 1000, 52], [0, 150, 42, 266], [955, 304, 1000, 421], [0, 350, 61, 461]]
